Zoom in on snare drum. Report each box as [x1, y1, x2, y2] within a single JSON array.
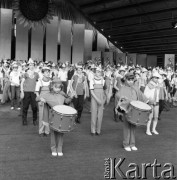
[[126, 101, 151, 126], [50, 105, 77, 133]]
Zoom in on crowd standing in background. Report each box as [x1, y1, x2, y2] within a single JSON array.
[[0, 58, 177, 155]]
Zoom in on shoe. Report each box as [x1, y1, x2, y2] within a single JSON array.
[[75, 117, 80, 124], [96, 132, 100, 136], [146, 131, 152, 136], [131, 146, 138, 151], [52, 152, 57, 156], [33, 121, 37, 126], [11, 107, 14, 110], [43, 133, 48, 137], [58, 152, 63, 156], [23, 121, 27, 126], [124, 147, 131, 151], [152, 130, 159, 135], [17, 107, 21, 110]]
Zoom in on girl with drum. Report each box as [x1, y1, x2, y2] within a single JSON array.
[[35, 66, 51, 136], [115, 72, 148, 151], [37, 79, 71, 157], [90, 66, 106, 136]]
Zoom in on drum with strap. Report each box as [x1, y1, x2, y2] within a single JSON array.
[[50, 105, 77, 133], [126, 101, 151, 126]]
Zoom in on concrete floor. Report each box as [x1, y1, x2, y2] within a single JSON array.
[[0, 101, 176, 180]]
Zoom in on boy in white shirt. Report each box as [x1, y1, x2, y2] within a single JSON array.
[[9, 62, 21, 110]]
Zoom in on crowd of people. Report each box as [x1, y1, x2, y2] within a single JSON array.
[[0, 57, 177, 156]]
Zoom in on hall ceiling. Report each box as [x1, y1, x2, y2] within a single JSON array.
[[67, 0, 177, 55]]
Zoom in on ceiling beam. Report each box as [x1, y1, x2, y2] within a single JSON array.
[[80, 0, 121, 9], [95, 7, 177, 24], [112, 28, 177, 39], [88, 0, 167, 16], [108, 27, 173, 36], [114, 32, 177, 43], [99, 17, 174, 32], [99, 17, 173, 30], [118, 37, 177, 46]]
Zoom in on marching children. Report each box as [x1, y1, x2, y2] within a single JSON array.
[[9, 62, 21, 110], [37, 79, 71, 156], [20, 58, 39, 126], [35, 66, 51, 136], [144, 71, 161, 135], [115, 72, 148, 151], [70, 64, 89, 123], [90, 66, 106, 136]]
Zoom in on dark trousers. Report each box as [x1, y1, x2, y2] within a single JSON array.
[[10, 86, 20, 107], [73, 95, 84, 119], [159, 100, 164, 116], [22, 92, 37, 123]]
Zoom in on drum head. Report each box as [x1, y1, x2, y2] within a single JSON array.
[[130, 101, 151, 111], [53, 105, 77, 115]]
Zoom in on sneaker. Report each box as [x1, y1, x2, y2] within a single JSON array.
[[146, 131, 152, 136], [124, 147, 131, 151], [152, 130, 159, 135], [58, 152, 63, 156], [131, 146, 138, 151], [11, 107, 14, 110], [52, 152, 57, 156]]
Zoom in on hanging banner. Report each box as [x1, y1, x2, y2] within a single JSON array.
[[102, 52, 113, 66], [164, 54, 175, 69], [60, 20, 72, 63], [84, 30, 93, 63], [127, 53, 137, 66], [137, 54, 147, 67], [31, 26, 44, 61], [147, 55, 157, 68], [115, 53, 126, 65], [72, 24, 85, 64], [0, 8, 12, 60], [92, 51, 102, 64]]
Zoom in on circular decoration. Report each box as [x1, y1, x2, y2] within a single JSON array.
[[13, 0, 54, 28]]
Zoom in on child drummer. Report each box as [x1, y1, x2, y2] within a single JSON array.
[[36, 78, 71, 157], [115, 72, 148, 151]]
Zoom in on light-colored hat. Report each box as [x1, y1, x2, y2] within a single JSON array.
[[119, 66, 125, 72], [12, 61, 18, 67], [96, 66, 102, 72], [152, 71, 161, 78], [62, 63, 66, 68], [75, 63, 83, 69], [135, 70, 141, 75], [90, 64, 96, 69], [142, 68, 148, 72], [159, 70, 167, 76], [42, 66, 50, 71], [27, 58, 34, 65]]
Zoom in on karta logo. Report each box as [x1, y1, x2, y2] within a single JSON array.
[[104, 158, 176, 179]]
